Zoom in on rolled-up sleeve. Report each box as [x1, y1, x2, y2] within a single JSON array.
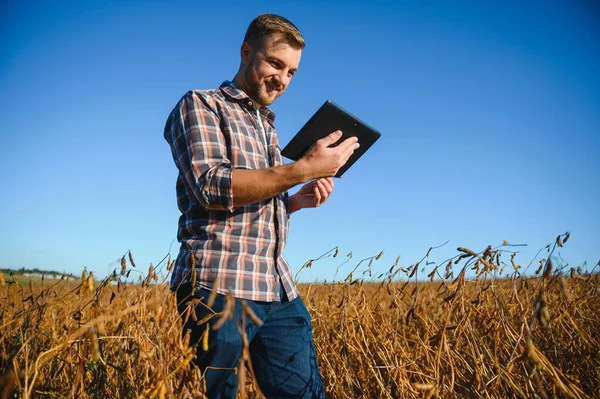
[[165, 91, 234, 212]]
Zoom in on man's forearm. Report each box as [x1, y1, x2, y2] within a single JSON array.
[[231, 161, 311, 208]]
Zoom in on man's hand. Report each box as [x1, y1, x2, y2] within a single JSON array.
[[296, 131, 359, 180], [230, 131, 355, 209], [289, 178, 334, 213]]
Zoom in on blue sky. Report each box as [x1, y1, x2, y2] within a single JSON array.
[[1, 0, 598, 281]]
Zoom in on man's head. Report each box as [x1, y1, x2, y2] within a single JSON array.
[[233, 14, 305, 107]]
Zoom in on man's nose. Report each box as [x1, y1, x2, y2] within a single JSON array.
[[274, 71, 290, 88]]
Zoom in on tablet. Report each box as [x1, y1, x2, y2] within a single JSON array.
[[281, 100, 381, 177]]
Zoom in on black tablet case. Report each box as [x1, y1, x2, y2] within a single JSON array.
[[281, 101, 381, 177]]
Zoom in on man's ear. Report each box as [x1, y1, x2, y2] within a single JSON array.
[[240, 42, 253, 64]]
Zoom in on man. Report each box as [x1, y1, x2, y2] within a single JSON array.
[[164, 14, 359, 398]]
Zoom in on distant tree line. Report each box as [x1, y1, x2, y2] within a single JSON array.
[[0, 267, 72, 276]]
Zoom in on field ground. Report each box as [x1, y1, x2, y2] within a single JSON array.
[[1, 242, 599, 398]]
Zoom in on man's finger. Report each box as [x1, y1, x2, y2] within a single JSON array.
[[342, 152, 354, 166], [337, 136, 359, 151], [318, 130, 343, 147], [316, 180, 329, 201], [340, 143, 359, 162], [319, 178, 333, 194], [342, 142, 359, 160], [327, 177, 334, 191], [319, 178, 332, 193], [313, 185, 321, 204]]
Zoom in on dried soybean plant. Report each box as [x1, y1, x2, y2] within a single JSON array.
[[0, 250, 267, 399], [0, 251, 203, 399], [1, 233, 599, 398], [303, 232, 599, 398]]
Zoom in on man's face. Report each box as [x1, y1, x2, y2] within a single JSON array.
[[242, 33, 302, 107]]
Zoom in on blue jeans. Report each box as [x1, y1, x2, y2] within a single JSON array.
[[176, 283, 325, 399]]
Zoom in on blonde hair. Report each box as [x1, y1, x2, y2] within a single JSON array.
[[243, 14, 305, 50]]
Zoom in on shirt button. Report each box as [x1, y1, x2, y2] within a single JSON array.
[[248, 101, 253, 107]]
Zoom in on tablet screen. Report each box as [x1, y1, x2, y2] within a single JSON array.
[[281, 101, 381, 177]]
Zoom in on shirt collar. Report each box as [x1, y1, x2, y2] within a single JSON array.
[[219, 81, 276, 124]]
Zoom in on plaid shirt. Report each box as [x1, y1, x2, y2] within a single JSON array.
[[164, 81, 299, 302]]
